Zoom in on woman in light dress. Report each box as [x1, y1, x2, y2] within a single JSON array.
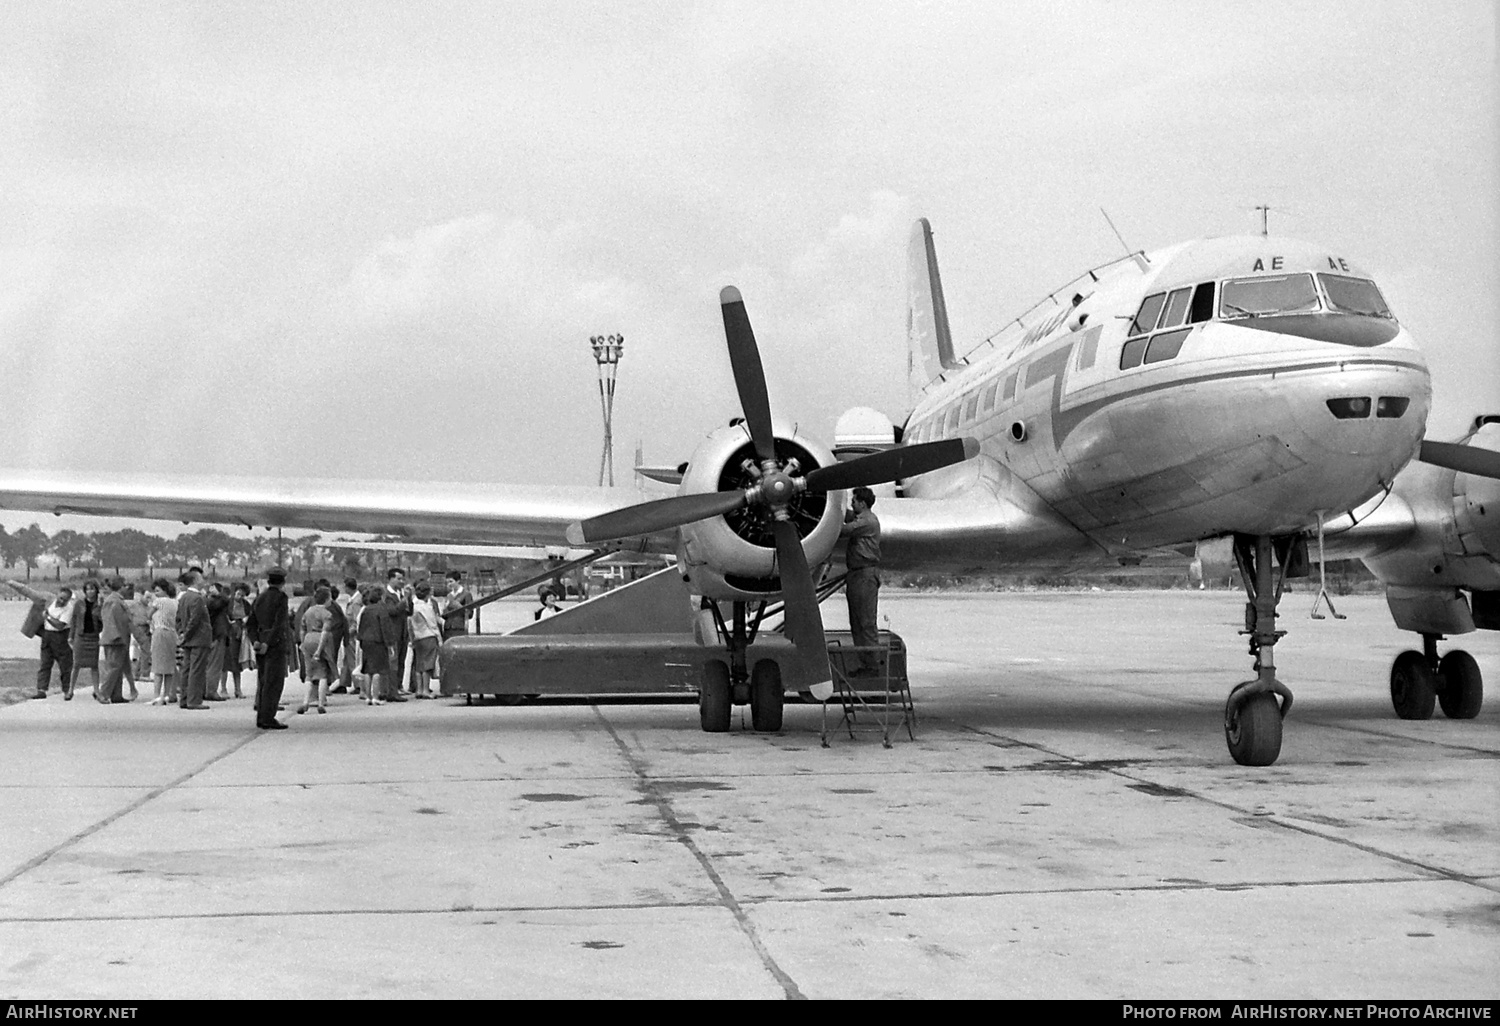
[[226, 582, 253, 699], [148, 578, 180, 706], [297, 585, 334, 714]]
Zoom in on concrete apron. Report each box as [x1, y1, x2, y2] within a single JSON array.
[[0, 591, 1493, 999]]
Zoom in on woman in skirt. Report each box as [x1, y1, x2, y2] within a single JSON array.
[[227, 582, 253, 698], [357, 586, 392, 705], [297, 586, 333, 714], [70, 580, 104, 702], [148, 579, 180, 705], [408, 581, 442, 698]]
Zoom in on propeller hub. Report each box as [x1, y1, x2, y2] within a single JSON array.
[[763, 472, 796, 503]]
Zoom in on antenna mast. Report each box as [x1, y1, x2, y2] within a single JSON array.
[[1253, 204, 1271, 236], [1101, 208, 1150, 270]]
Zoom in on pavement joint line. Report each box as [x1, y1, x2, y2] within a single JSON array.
[[1293, 718, 1500, 756], [941, 716, 1499, 894], [0, 729, 262, 892], [0, 873, 1457, 926], [591, 703, 807, 1002]]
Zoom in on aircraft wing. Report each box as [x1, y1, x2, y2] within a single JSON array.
[[322, 539, 602, 561], [0, 468, 674, 553]]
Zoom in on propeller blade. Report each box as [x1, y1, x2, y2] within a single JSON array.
[[566, 490, 747, 545], [772, 519, 832, 700], [1420, 440, 1500, 481], [804, 437, 981, 493], [720, 286, 777, 463]]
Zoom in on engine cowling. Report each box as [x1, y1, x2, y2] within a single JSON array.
[[674, 421, 845, 602], [1453, 423, 1500, 562]]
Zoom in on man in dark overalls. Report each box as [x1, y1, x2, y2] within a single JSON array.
[[247, 568, 293, 730], [840, 486, 883, 676]]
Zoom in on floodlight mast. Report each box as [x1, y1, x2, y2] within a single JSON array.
[[590, 334, 624, 486]]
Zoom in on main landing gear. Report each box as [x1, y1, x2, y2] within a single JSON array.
[[1390, 635, 1483, 721], [698, 599, 784, 734], [1225, 534, 1297, 766]]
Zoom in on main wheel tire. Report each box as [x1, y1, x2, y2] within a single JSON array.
[[1437, 650, 1483, 719], [1390, 650, 1437, 720], [750, 659, 784, 733], [699, 660, 731, 733], [1225, 689, 1282, 766]]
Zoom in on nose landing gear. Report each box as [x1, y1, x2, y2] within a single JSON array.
[[1225, 534, 1297, 766]]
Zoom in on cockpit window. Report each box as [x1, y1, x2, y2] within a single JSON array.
[[1219, 273, 1320, 319], [1319, 274, 1393, 318], [1129, 293, 1166, 337], [1159, 288, 1192, 329]]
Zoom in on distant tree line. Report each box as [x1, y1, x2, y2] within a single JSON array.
[[0, 524, 336, 580]]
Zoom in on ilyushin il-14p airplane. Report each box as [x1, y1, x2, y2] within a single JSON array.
[[1, 218, 1495, 766]]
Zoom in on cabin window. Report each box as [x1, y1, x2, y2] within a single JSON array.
[[981, 381, 999, 412], [1376, 396, 1410, 418], [1144, 327, 1191, 364], [963, 395, 979, 421], [1188, 281, 1215, 323], [1129, 293, 1166, 337], [1119, 336, 1149, 370], [1220, 273, 1319, 319], [1318, 274, 1393, 319], [944, 406, 960, 434], [1002, 372, 1018, 401]]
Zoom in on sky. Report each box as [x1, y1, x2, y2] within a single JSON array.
[[1, 0, 1495, 537]]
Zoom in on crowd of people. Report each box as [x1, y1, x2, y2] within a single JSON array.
[[6, 566, 476, 730]]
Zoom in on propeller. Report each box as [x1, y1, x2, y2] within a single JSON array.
[[566, 285, 981, 694], [1418, 440, 1500, 481]]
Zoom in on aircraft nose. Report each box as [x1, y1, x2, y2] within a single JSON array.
[[1284, 345, 1431, 508]]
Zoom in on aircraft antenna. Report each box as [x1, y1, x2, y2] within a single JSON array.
[[1102, 208, 1150, 270], [1101, 207, 1134, 258], [1254, 204, 1271, 236]]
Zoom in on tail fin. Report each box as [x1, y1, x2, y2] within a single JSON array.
[[906, 217, 962, 399]]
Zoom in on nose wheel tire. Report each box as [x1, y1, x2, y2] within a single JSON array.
[[1390, 650, 1437, 720], [1437, 650, 1483, 719], [699, 659, 731, 733], [750, 659, 784, 733], [1225, 689, 1283, 767]]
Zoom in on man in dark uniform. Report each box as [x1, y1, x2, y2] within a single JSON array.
[[381, 568, 412, 700], [247, 568, 293, 730], [840, 486, 883, 676]]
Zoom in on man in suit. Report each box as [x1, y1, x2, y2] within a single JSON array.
[[381, 568, 412, 701], [97, 577, 135, 704], [175, 569, 213, 710], [204, 582, 231, 700], [247, 568, 293, 729]]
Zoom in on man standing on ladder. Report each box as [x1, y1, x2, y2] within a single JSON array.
[[841, 486, 883, 677]]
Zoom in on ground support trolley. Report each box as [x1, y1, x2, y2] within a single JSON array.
[[821, 634, 914, 748]]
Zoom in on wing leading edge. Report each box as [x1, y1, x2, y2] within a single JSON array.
[[0, 468, 671, 553]]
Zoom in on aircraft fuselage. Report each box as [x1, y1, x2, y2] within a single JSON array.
[[896, 235, 1431, 566]]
